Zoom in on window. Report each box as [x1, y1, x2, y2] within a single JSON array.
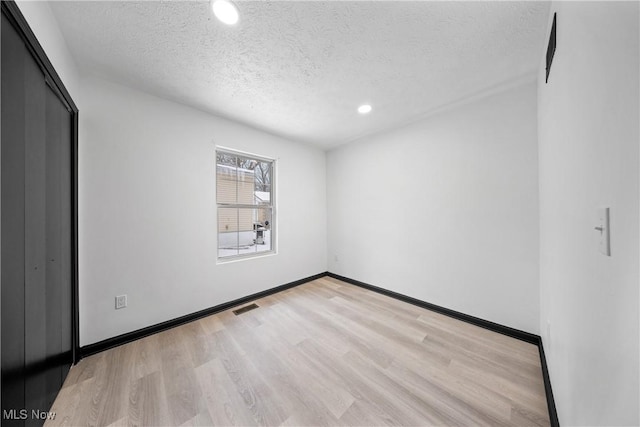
[[216, 149, 274, 260]]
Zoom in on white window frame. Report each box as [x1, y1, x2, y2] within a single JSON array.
[[215, 147, 276, 262]]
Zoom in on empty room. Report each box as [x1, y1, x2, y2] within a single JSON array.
[[1, 0, 638, 426]]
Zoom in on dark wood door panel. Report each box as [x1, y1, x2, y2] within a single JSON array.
[[58, 95, 74, 378], [1, 12, 28, 423], [23, 31, 49, 421], [44, 86, 66, 412]]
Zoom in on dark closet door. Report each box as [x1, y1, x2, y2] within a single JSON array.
[[1, 11, 28, 421], [1, 10, 74, 426], [43, 80, 73, 411], [23, 17, 49, 422]]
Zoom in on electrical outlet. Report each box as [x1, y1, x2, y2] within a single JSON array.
[[334, 254, 339, 262], [115, 295, 127, 309]]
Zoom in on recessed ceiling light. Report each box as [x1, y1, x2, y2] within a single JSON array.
[[212, 0, 239, 25], [358, 104, 372, 114]]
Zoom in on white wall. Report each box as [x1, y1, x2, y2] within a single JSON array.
[[327, 82, 540, 334], [78, 76, 327, 345], [537, 2, 639, 425]]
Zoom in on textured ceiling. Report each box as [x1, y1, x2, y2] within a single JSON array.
[[50, 1, 550, 148]]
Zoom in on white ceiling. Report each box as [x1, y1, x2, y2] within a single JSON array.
[[50, 1, 550, 149]]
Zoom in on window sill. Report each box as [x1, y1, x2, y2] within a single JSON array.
[[216, 250, 277, 265]]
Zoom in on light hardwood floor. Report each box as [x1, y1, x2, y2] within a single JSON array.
[[47, 277, 550, 426]]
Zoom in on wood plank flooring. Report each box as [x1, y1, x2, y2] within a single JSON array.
[[46, 277, 550, 426]]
